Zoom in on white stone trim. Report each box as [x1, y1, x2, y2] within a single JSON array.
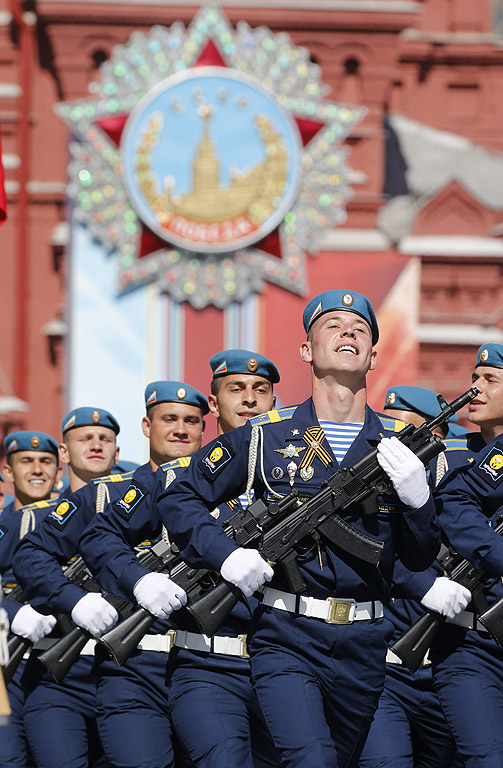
[[38, 0, 420, 11], [320, 228, 391, 251], [417, 325, 503, 345], [0, 83, 22, 99], [400, 236, 503, 257]]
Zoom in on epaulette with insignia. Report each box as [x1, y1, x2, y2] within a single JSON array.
[[160, 456, 192, 472], [443, 437, 470, 452], [377, 414, 406, 433], [250, 406, 297, 427], [19, 498, 60, 511], [92, 469, 136, 486]]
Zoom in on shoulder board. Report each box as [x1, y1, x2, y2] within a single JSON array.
[[443, 437, 470, 452], [160, 456, 192, 472], [377, 415, 407, 433], [250, 406, 297, 427], [92, 469, 136, 486], [18, 498, 60, 511]]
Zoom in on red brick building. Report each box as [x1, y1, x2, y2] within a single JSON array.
[[0, 0, 502, 456]]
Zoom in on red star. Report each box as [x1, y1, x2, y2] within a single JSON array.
[[95, 40, 324, 259]]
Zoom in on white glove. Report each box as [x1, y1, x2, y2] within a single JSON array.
[[420, 576, 471, 619], [133, 572, 187, 619], [377, 436, 430, 509], [11, 604, 57, 644], [71, 593, 118, 637], [220, 548, 274, 598]]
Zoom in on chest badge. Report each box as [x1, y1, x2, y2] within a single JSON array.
[[274, 444, 306, 460], [300, 466, 314, 482]]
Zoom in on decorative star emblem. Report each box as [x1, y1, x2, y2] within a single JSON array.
[[291, 429, 299, 436], [275, 444, 306, 459], [56, 4, 364, 309]]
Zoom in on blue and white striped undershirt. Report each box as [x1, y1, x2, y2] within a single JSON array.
[[318, 421, 363, 463]]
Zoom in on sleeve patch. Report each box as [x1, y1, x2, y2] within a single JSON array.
[[113, 480, 147, 518], [0, 527, 7, 540], [474, 442, 503, 487], [198, 438, 236, 481], [48, 498, 79, 527]]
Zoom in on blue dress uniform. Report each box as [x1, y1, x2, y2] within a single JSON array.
[[156, 397, 440, 768], [12, 462, 183, 768], [79, 461, 280, 768], [360, 386, 476, 768], [0, 430, 61, 768], [431, 435, 503, 768], [11, 466, 136, 768], [0, 498, 54, 768]]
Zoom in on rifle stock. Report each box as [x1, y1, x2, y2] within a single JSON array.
[[98, 608, 156, 666], [2, 635, 31, 686], [477, 596, 503, 645], [389, 611, 444, 672]]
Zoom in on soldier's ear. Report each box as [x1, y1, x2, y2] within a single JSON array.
[[299, 340, 312, 364], [141, 416, 151, 439], [59, 442, 70, 467], [369, 350, 377, 371], [208, 394, 220, 419], [2, 462, 14, 484]]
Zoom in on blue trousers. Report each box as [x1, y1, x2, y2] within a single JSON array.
[[0, 660, 34, 768], [22, 653, 106, 768], [248, 606, 392, 768], [167, 648, 279, 768], [432, 628, 503, 768], [359, 663, 458, 768], [95, 644, 192, 768]]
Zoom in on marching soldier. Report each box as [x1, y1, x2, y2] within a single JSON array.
[[0, 431, 60, 768], [150, 290, 440, 767], [79, 350, 281, 768], [11, 408, 120, 768]]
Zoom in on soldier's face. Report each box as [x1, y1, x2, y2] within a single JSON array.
[[469, 366, 503, 427], [300, 310, 376, 379], [60, 426, 118, 480], [142, 402, 204, 464], [209, 375, 275, 433], [4, 451, 59, 506]]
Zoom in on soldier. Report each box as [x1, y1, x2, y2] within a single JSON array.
[[0, 431, 60, 768], [59, 406, 120, 490], [79, 350, 281, 768], [14, 387, 207, 768], [433, 431, 503, 768], [11, 408, 120, 768], [152, 290, 440, 768]]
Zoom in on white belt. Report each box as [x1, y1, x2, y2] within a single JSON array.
[[386, 648, 431, 667], [33, 637, 96, 655], [446, 610, 488, 633], [262, 587, 384, 624], [137, 630, 249, 658]]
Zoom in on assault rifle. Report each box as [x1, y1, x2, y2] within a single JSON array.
[[390, 514, 503, 673], [37, 540, 181, 683], [100, 386, 478, 662]]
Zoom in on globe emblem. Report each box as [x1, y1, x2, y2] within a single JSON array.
[[121, 67, 302, 253]]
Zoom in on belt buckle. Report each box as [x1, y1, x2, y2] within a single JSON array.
[[326, 598, 355, 624], [164, 629, 176, 653], [238, 634, 249, 658]]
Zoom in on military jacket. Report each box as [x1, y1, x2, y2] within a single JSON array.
[[13, 463, 153, 615]]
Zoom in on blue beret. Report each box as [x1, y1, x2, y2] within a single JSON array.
[[384, 385, 457, 422], [62, 407, 120, 436], [111, 460, 140, 474], [4, 431, 59, 456], [144, 381, 209, 415], [476, 343, 503, 369], [302, 290, 379, 344], [209, 349, 280, 384]]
